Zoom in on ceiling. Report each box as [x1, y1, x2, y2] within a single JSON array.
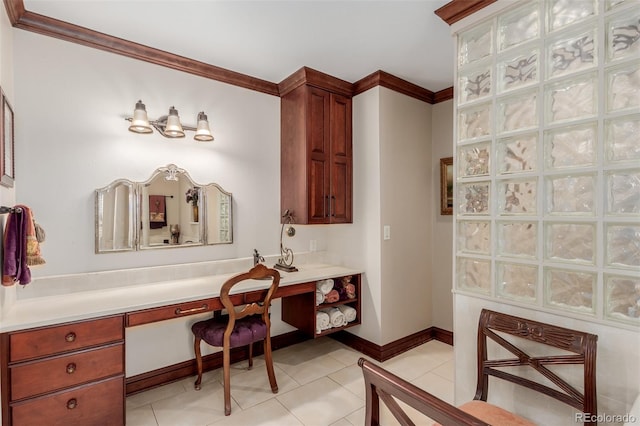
[[23, 0, 455, 92]]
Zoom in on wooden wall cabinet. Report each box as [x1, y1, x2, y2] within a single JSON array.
[[1, 315, 125, 426], [280, 67, 353, 224]]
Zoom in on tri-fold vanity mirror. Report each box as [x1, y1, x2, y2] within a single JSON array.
[[95, 164, 232, 253]]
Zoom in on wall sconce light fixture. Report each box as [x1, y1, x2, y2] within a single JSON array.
[[126, 100, 214, 142], [274, 209, 298, 272]]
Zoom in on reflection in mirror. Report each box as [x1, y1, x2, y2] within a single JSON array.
[[95, 179, 136, 253], [95, 164, 232, 253], [139, 165, 204, 249], [204, 184, 232, 245]]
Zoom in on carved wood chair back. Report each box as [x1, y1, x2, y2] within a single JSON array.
[[475, 309, 598, 419], [359, 308, 598, 426], [191, 263, 280, 416]]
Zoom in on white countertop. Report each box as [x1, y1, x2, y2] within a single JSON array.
[[0, 264, 362, 333]]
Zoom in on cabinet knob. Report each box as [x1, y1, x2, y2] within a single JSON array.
[[66, 363, 77, 374], [65, 332, 76, 342], [66, 398, 78, 410]]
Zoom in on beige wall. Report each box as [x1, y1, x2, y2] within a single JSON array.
[[334, 87, 436, 346], [379, 87, 433, 343], [330, 87, 384, 344], [430, 99, 454, 331]]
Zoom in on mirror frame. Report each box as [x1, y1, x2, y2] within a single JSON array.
[[95, 178, 137, 253], [95, 164, 232, 253]]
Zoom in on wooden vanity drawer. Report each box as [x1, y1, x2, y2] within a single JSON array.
[[126, 297, 234, 326], [10, 343, 123, 400], [11, 376, 124, 426], [9, 315, 124, 362]]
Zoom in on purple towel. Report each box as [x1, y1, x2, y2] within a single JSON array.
[[3, 208, 31, 286]]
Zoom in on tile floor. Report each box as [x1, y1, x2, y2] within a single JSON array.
[[126, 337, 454, 426]]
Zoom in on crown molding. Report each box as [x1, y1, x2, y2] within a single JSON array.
[[3, 0, 24, 23], [352, 71, 454, 104], [4, 0, 279, 96], [353, 70, 435, 103], [433, 87, 454, 103], [434, 0, 496, 25], [278, 67, 353, 98], [5, 0, 453, 103]]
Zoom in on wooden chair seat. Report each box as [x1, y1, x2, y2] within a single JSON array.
[[359, 309, 598, 426], [191, 264, 280, 416], [454, 401, 536, 426]]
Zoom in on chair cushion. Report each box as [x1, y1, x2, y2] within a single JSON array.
[[192, 315, 267, 348], [457, 400, 536, 426]]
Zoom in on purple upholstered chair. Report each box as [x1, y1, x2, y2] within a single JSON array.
[[191, 264, 280, 416]]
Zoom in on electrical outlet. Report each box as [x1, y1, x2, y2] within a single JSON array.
[[383, 225, 391, 240]]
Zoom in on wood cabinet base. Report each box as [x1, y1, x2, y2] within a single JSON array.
[[10, 377, 124, 426]]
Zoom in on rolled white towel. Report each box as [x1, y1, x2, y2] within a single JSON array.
[[337, 304, 357, 322], [315, 290, 325, 306], [316, 311, 330, 334], [323, 307, 346, 328], [316, 279, 334, 295]]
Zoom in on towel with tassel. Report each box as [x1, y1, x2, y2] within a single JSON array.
[[27, 209, 46, 267], [3, 205, 45, 286]]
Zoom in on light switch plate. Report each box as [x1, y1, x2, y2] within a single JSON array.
[[383, 225, 391, 240]]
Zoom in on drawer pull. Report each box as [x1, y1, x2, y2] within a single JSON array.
[[66, 363, 77, 374], [66, 398, 77, 410], [65, 332, 76, 342], [175, 304, 208, 315]]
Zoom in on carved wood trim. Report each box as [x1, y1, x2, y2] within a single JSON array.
[[3, 0, 25, 23], [434, 87, 454, 103], [475, 309, 598, 425], [353, 70, 435, 103], [359, 358, 490, 426], [277, 66, 353, 97], [4, 2, 280, 96], [434, 0, 497, 25], [330, 326, 452, 362]]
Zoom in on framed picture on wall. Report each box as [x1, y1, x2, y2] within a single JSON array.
[[1, 89, 14, 188], [440, 157, 453, 215]]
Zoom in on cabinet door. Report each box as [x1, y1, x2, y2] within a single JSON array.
[[307, 87, 331, 224], [329, 94, 352, 223]]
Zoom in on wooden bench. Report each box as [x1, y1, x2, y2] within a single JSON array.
[[359, 309, 598, 426]]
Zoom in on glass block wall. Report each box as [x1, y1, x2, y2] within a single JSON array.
[[454, 0, 639, 327]]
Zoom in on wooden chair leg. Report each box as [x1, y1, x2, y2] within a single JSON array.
[[248, 342, 254, 370], [194, 337, 203, 391], [223, 345, 232, 416], [263, 335, 278, 393]]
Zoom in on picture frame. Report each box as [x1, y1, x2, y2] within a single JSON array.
[[440, 157, 453, 215], [1, 89, 14, 188]]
